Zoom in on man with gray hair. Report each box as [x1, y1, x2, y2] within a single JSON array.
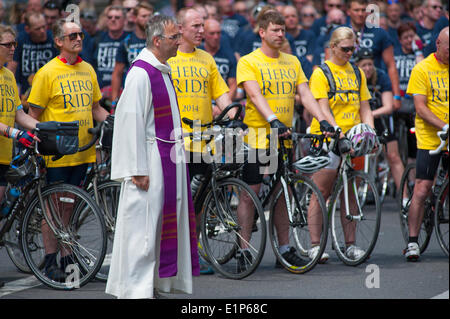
[[106, 14, 200, 299]]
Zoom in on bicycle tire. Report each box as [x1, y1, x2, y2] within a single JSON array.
[[4, 213, 32, 273], [89, 180, 121, 282], [329, 170, 381, 266], [20, 183, 107, 290], [269, 174, 328, 274], [200, 177, 266, 279], [398, 163, 432, 253], [434, 179, 449, 256]]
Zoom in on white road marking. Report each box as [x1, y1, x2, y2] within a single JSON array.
[[0, 276, 41, 298]]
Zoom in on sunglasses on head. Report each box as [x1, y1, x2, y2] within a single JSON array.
[[0, 41, 18, 48], [63, 32, 85, 41], [339, 46, 355, 53]]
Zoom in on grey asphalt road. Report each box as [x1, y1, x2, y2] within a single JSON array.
[[0, 197, 448, 301]]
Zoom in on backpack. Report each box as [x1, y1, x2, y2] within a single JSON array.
[[318, 62, 362, 100]]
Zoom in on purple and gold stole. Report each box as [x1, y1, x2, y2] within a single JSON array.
[[131, 60, 200, 277]]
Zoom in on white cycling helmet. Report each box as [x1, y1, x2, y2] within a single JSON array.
[[346, 123, 377, 157], [292, 155, 331, 173]]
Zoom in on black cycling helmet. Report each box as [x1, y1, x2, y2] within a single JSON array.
[[354, 47, 374, 63]]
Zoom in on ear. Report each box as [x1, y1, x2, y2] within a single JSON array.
[[54, 36, 63, 49]]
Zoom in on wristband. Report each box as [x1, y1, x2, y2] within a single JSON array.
[[393, 95, 401, 101], [10, 128, 20, 139], [443, 124, 449, 132], [266, 114, 278, 122], [414, 50, 423, 57]]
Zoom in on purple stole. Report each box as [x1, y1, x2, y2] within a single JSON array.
[[131, 59, 199, 277]]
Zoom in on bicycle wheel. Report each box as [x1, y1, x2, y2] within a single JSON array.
[[330, 170, 381, 266], [435, 179, 449, 256], [89, 180, 121, 281], [20, 184, 107, 290], [398, 163, 432, 253], [4, 213, 33, 273], [201, 177, 266, 279], [269, 175, 328, 274]]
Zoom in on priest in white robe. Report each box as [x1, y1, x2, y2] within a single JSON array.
[[106, 14, 200, 299]]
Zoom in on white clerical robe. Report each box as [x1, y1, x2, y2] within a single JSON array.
[[105, 48, 194, 299]]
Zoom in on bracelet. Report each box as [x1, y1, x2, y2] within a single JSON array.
[[10, 128, 20, 139], [443, 124, 449, 132], [393, 95, 401, 101], [266, 114, 278, 122]]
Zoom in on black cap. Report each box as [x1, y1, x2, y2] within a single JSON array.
[[354, 47, 373, 63]]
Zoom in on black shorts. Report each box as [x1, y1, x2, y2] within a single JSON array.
[[186, 151, 210, 182], [0, 164, 9, 186], [415, 149, 448, 180], [241, 149, 290, 185]]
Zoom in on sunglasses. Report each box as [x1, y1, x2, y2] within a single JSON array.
[[161, 33, 182, 41], [63, 32, 85, 41], [431, 5, 443, 10], [107, 15, 122, 20], [0, 41, 18, 48], [302, 13, 315, 17], [339, 46, 355, 53], [328, 4, 342, 9]]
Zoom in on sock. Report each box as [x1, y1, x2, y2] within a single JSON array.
[[279, 245, 290, 254], [409, 236, 418, 244]]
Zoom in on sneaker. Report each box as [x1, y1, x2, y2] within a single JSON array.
[[402, 198, 410, 209], [44, 253, 67, 282], [237, 249, 253, 272], [404, 242, 420, 261], [308, 246, 329, 264], [199, 256, 214, 275], [345, 245, 365, 260], [279, 247, 308, 267]]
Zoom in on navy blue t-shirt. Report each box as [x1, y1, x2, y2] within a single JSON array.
[[92, 31, 129, 88], [13, 30, 58, 93], [199, 38, 237, 83], [353, 26, 393, 70], [115, 32, 146, 86], [311, 15, 327, 37], [423, 16, 449, 57], [393, 45, 417, 96], [221, 14, 249, 41], [291, 29, 316, 59], [415, 22, 434, 49]]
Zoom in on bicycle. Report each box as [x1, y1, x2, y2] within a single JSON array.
[[78, 115, 121, 282], [398, 130, 449, 256], [14, 135, 107, 289], [259, 130, 329, 274], [326, 126, 382, 266], [183, 102, 267, 280]]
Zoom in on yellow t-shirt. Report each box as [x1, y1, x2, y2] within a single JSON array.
[[309, 60, 371, 134], [407, 53, 449, 150], [237, 49, 308, 149], [27, 57, 102, 167], [167, 48, 229, 153], [0, 67, 22, 165]]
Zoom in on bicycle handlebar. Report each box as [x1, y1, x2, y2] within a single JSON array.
[[430, 129, 448, 155], [79, 122, 102, 152], [182, 102, 243, 129]]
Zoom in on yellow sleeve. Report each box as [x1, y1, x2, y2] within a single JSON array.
[[406, 64, 427, 96], [27, 68, 49, 109], [359, 68, 371, 102], [309, 68, 329, 100], [210, 57, 229, 100], [296, 59, 308, 86], [91, 69, 102, 103], [236, 56, 257, 87]]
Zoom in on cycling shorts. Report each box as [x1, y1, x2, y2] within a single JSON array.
[[242, 149, 289, 185], [415, 149, 448, 181], [46, 164, 89, 186]]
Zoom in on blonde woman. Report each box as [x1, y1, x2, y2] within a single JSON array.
[[307, 26, 376, 262]]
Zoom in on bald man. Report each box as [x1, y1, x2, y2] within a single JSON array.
[[201, 18, 238, 102], [404, 27, 449, 261]]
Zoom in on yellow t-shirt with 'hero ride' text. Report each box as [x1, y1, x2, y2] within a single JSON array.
[[0, 67, 22, 164], [168, 48, 229, 153], [407, 53, 449, 150], [309, 60, 371, 135], [237, 49, 307, 149], [27, 57, 102, 168]]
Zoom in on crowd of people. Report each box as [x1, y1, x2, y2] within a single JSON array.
[[0, 0, 448, 297]]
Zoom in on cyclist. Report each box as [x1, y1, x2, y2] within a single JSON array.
[[355, 47, 406, 203], [236, 10, 334, 270], [167, 7, 244, 275], [307, 26, 376, 262], [27, 19, 109, 281], [404, 27, 449, 261], [1, 25, 40, 200]]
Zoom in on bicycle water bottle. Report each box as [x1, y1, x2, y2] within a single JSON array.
[[190, 175, 205, 198], [0, 187, 20, 218]]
